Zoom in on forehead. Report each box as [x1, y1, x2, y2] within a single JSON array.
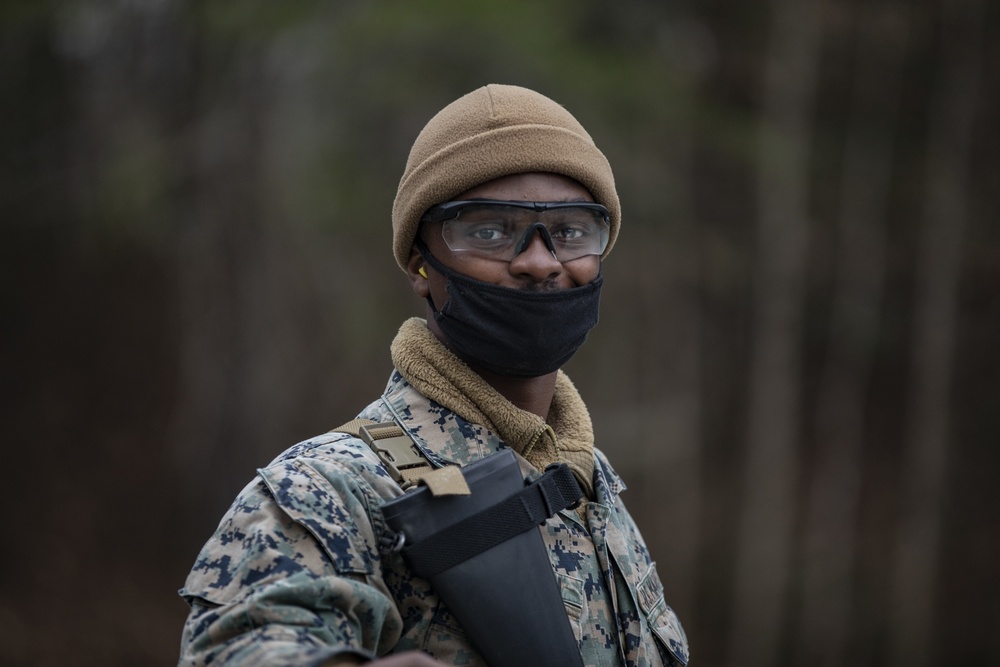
[[455, 172, 594, 203]]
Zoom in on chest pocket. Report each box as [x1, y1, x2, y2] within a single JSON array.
[[555, 571, 586, 645], [636, 566, 689, 665]]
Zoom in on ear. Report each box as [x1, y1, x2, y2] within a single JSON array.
[[406, 247, 431, 298]]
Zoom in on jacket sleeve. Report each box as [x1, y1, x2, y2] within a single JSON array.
[[178, 456, 403, 666]]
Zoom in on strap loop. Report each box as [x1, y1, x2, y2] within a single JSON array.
[[402, 463, 583, 578]]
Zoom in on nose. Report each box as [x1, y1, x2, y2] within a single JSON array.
[[508, 228, 562, 282]]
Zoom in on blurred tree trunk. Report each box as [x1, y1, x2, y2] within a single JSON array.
[[636, 130, 703, 618], [794, 4, 908, 665], [888, 2, 984, 665], [728, 1, 822, 665], [168, 46, 276, 510]]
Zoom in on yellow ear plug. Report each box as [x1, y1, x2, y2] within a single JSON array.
[[418, 267, 429, 279]]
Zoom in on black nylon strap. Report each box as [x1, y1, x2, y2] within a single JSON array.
[[402, 464, 584, 579]]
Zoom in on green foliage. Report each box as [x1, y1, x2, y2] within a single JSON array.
[[184, 0, 329, 41], [0, 0, 57, 26]]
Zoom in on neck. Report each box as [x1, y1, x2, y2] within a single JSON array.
[[425, 316, 557, 419]]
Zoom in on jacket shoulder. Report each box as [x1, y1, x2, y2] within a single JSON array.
[[180, 431, 402, 606]]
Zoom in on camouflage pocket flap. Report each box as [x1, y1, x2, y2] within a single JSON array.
[[637, 565, 689, 665], [259, 460, 374, 575]]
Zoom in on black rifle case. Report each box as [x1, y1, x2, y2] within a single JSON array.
[[380, 448, 585, 667]]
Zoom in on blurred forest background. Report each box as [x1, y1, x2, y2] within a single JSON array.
[[2, 0, 998, 665]]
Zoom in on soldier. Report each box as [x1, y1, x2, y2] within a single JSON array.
[[178, 84, 688, 666]]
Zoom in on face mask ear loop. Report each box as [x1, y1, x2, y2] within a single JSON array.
[[515, 222, 558, 260], [414, 237, 443, 313]]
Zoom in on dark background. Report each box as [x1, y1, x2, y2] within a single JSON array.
[[2, 1, 998, 665]]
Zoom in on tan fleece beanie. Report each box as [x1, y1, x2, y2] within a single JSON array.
[[392, 84, 620, 271]]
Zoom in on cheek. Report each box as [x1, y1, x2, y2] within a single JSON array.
[[445, 254, 511, 284], [566, 256, 602, 285]]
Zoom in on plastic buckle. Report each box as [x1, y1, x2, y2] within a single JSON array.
[[378, 530, 406, 554], [359, 423, 427, 485]]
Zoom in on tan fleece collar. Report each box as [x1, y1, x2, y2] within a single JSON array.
[[390, 317, 595, 498]]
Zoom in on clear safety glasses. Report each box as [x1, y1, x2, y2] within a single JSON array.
[[420, 200, 611, 262]]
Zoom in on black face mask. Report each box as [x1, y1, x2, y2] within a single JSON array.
[[416, 239, 603, 377]]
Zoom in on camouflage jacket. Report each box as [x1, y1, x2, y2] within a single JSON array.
[[179, 370, 689, 666]]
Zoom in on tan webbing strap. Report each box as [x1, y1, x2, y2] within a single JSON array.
[[329, 419, 469, 496], [331, 418, 378, 438]]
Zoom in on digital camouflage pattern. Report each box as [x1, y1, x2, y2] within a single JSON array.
[[179, 371, 689, 666]]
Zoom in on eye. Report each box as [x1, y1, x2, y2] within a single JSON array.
[[467, 224, 507, 242], [549, 218, 599, 245], [546, 207, 607, 249], [550, 224, 587, 240]]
